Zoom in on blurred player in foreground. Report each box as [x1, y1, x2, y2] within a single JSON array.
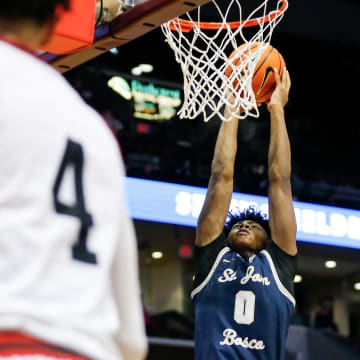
[[192, 69, 297, 360], [0, 1, 147, 359]]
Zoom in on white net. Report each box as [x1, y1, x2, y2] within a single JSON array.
[[161, 0, 288, 122]]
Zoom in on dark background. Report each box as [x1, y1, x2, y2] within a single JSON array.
[[64, 0, 360, 211]]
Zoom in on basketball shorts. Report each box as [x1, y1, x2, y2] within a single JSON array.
[[0, 332, 92, 359]]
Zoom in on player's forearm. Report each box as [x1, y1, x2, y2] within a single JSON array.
[[196, 107, 240, 245], [119, 335, 148, 360], [211, 110, 239, 180], [114, 214, 148, 360], [268, 105, 291, 182]]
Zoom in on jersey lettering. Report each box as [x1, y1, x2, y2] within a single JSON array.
[[240, 266, 270, 286], [219, 329, 265, 350], [218, 268, 237, 282], [53, 139, 97, 264], [234, 290, 255, 325]]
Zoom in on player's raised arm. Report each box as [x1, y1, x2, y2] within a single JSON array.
[[196, 104, 240, 247], [267, 68, 297, 255]]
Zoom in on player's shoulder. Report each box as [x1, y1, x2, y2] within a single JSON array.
[[259, 240, 297, 296], [259, 240, 297, 276], [0, 41, 110, 130], [0, 41, 60, 83], [263, 240, 297, 262], [0, 41, 123, 167], [0, 40, 80, 105]]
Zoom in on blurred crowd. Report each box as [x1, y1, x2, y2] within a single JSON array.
[[66, 71, 360, 212]]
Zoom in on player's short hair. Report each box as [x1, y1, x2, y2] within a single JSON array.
[[223, 206, 271, 239], [0, 0, 70, 25]]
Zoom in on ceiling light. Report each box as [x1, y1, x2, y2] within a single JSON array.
[[151, 251, 163, 259], [109, 48, 119, 55], [107, 76, 132, 100], [131, 64, 154, 76], [294, 275, 302, 283], [139, 64, 153, 73], [325, 260, 337, 269], [131, 67, 142, 76], [354, 282, 360, 291]]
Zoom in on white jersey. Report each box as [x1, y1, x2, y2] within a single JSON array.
[[0, 40, 147, 360]]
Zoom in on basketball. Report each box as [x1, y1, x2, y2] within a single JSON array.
[[225, 42, 286, 103]]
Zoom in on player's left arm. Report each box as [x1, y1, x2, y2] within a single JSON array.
[[267, 68, 297, 256], [112, 168, 148, 360], [113, 211, 148, 360]]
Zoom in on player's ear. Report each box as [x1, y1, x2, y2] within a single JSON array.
[[39, 5, 65, 47]]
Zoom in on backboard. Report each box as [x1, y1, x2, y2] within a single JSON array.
[[42, 0, 212, 73]]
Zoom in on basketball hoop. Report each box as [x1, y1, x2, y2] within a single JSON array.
[[161, 0, 288, 122]]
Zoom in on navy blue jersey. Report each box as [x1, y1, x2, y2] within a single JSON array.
[[192, 233, 297, 360]]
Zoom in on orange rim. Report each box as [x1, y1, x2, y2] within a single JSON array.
[[168, 0, 288, 33]]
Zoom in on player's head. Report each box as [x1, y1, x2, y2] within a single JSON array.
[[0, 0, 70, 46], [224, 207, 271, 255], [0, 0, 70, 25]]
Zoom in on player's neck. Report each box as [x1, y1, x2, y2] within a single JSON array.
[[238, 249, 256, 261], [0, 19, 51, 50]]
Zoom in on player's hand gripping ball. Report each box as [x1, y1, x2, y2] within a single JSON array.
[[225, 42, 286, 103]]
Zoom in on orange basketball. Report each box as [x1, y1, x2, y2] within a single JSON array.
[[225, 42, 286, 103]]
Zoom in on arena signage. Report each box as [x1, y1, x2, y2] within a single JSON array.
[[125, 177, 360, 249], [108, 76, 182, 120]]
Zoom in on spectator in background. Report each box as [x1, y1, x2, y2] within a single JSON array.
[[0, 1, 147, 360], [102, 109, 124, 135], [310, 297, 338, 333], [72, 77, 95, 104]]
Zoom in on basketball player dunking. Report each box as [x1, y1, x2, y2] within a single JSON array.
[[193, 69, 297, 360], [0, 1, 147, 360]]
